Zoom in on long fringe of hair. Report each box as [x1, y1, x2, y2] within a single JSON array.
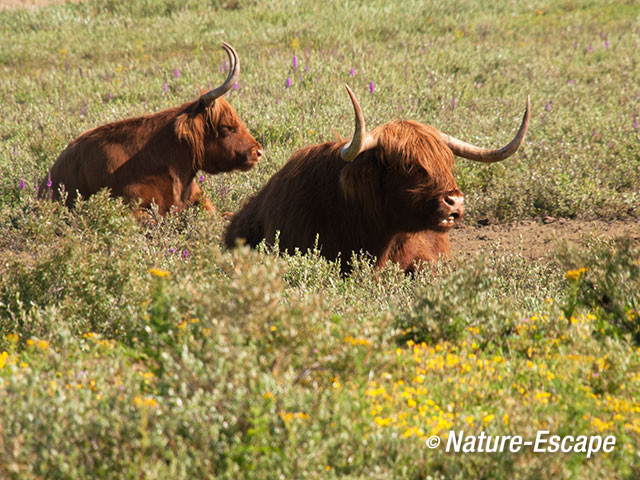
[[173, 98, 238, 171]]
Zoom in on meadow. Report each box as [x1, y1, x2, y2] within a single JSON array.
[[0, 0, 639, 478]]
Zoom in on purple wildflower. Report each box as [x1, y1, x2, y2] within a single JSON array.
[[568, 79, 575, 85], [286, 76, 292, 88], [349, 67, 355, 76], [182, 249, 189, 258], [588, 44, 594, 53], [545, 103, 550, 111], [369, 81, 374, 93], [46, 173, 52, 188], [305, 63, 309, 73], [233, 82, 239, 90], [19, 180, 25, 189], [174, 67, 179, 78], [604, 39, 609, 48], [199, 175, 205, 183], [293, 53, 298, 71], [276, 98, 281, 105], [633, 116, 638, 130], [162, 81, 168, 93]]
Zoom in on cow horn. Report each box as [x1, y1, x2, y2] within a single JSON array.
[[439, 96, 531, 163], [200, 42, 240, 106], [340, 84, 376, 162]]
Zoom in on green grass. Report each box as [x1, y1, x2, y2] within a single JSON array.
[[0, 0, 639, 478]]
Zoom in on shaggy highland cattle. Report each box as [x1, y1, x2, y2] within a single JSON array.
[[39, 42, 263, 216], [225, 85, 530, 273]]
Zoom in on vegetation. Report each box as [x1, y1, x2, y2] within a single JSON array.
[[0, 0, 638, 478]]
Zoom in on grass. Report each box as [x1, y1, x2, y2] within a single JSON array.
[[0, 0, 639, 478]]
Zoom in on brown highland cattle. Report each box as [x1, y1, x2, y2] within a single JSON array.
[[39, 43, 263, 216], [225, 85, 530, 274]]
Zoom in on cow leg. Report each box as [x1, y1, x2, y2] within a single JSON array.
[[133, 208, 158, 226], [188, 182, 215, 212]]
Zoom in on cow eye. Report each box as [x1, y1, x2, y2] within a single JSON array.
[[220, 126, 235, 135]]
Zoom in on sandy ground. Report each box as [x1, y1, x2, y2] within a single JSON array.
[[0, 0, 75, 9], [450, 218, 640, 262]]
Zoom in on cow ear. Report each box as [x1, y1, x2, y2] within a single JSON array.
[[339, 153, 383, 216]]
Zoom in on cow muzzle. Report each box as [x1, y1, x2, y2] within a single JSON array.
[[439, 193, 464, 227], [240, 145, 263, 171]]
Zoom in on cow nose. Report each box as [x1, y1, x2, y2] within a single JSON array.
[[443, 194, 464, 217], [256, 148, 263, 159]]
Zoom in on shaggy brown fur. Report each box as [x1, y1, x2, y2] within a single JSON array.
[[225, 119, 463, 274], [388, 231, 451, 273], [39, 96, 262, 215]]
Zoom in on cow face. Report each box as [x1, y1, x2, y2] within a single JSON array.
[[373, 120, 464, 233], [201, 99, 263, 174], [382, 165, 465, 233]]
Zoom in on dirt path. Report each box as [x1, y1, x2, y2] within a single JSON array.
[[0, 0, 75, 10], [450, 218, 639, 262]]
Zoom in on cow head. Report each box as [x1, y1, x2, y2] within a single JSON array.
[[339, 85, 530, 233], [175, 43, 263, 175]]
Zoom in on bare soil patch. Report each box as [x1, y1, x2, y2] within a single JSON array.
[[0, 0, 76, 10], [451, 218, 640, 262]]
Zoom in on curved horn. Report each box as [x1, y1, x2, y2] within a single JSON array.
[[340, 84, 376, 162], [200, 42, 240, 106], [439, 95, 531, 163]]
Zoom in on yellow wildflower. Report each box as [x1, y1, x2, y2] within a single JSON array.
[[148, 268, 170, 278], [366, 386, 386, 397], [344, 336, 372, 346], [374, 416, 391, 427], [565, 267, 587, 281], [0, 351, 8, 369], [134, 395, 158, 408]]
